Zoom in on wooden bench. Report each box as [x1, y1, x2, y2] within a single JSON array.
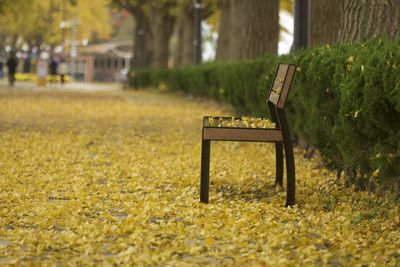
[[200, 63, 297, 206]]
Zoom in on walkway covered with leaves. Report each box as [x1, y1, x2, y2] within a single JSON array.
[[0, 89, 398, 265]]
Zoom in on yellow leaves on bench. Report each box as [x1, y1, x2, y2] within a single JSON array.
[[208, 116, 276, 129]]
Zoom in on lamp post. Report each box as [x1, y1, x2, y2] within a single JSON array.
[[60, 17, 78, 80], [292, 0, 309, 51], [61, 0, 67, 43], [70, 17, 78, 80], [193, 0, 202, 65]]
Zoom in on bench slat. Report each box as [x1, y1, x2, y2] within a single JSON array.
[[203, 127, 283, 142]]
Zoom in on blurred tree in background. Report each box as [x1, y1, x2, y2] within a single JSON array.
[[5, 0, 399, 74], [113, 0, 283, 67], [339, 0, 400, 43], [308, 0, 344, 48], [0, 0, 291, 70], [172, 0, 216, 66], [113, 0, 216, 68], [0, 0, 110, 59], [217, 0, 279, 60], [307, 0, 400, 46]]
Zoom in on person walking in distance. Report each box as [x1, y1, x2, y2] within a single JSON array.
[[6, 52, 18, 87], [49, 55, 59, 83], [58, 58, 68, 85], [0, 60, 4, 79]]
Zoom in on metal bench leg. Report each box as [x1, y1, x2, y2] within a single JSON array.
[[284, 139, 295, 206], [277, 109, 295, 207], [274, 142, 284, 187], [200, 139, 210, 203]]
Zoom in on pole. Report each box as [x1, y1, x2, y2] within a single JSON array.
[[193, 0, 202, 64], [292, 0, 309, 52], [70, 17, 78, 80], [62, 0, 67, 44]]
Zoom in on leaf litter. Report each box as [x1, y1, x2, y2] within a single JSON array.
[[0, 90, 398, 266]]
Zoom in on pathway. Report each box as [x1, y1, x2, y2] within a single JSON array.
[[0, 79, 122, 92], [0, 88, 398, 265]]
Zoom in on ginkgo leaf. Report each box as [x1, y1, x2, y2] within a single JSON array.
[[0, 89, 398, 266]]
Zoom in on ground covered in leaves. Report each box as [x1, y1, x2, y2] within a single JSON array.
[[0, 88, 399, 266]]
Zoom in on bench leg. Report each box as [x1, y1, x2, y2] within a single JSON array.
[[274, 142, 284, 187], [284, 140, 295, 206], [200, 139, 210, 203]]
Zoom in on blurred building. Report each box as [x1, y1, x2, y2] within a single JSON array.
[[77, 40, 133, 82]]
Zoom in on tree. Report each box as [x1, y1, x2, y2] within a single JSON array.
[[173, 1, 194, 66], [216, 0, 279, 60], [215, 0, 230, 60], [0, 0, 110, 74], [172, 0, 216, 66], [113, 0, 178, 68], [0, 0, 23, 13], [308, 0, 344, 47], [339, 0, 400, 43], [113, 0, 152, 68], [147, 0, 176, 68], [0, 0, 111, 51], [67, 0, 111, 42]]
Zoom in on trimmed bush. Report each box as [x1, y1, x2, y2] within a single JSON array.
[[334, 40, 400, 187], [130, 38, 400, 189]]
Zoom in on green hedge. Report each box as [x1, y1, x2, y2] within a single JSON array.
[[130, 39, 400, 189]]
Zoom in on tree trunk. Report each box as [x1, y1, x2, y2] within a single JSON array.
[[113, 0, 155, 68], [173, 3, 194, 66], [339, 0, 400, 43], [149, 0, 175, 68], [309, 0, 344, 47], [229, 0, 279, 60], [143, 17, 154, 68], [134, 6, 147, 68], [174, 13, 185, 66], [173, 1, 214, 66], [216, 0, 231, 60], [0, 34, 5, 53], [182, 4, 194, 65], [193, 0, 202, 64]]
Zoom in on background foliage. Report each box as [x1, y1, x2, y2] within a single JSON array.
[[130, 38, 400, 190], [0, 0, 111, 52]]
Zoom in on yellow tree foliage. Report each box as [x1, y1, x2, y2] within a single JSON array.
[[281, 0, 293, 13], [0, 0, 111, 48], [68, 0, 111, 41]]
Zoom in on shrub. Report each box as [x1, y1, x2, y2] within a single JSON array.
[[334, 40, 400, 186]]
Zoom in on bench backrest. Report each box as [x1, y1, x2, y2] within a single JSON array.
[[267, 63, 296, 109]]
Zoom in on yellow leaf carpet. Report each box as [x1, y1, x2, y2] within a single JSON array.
[[0, 89, 399, 266]]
